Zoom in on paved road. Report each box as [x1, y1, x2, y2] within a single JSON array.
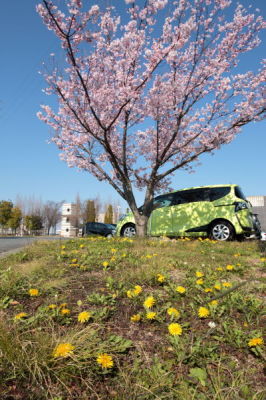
[[0, 236, 65, 258]]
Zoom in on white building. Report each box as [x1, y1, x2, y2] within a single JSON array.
[[247, 196, 266, 231], [61, 203, 78, 237]]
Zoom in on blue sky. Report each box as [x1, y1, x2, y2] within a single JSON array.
[[0, 0, 265, 211]]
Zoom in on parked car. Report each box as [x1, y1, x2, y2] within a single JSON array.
[[82, 222, 116, 238], [116, 184, 260, 241]]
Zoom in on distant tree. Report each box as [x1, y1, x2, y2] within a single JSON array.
[[43, 201, 63, 235], [104, 204, 113, 224], [73, 193, 82, 231], [24, 215, 43, 235], [0, 201, 13, 228], [112, 201, 122, 223], [94, 196, 101, 222], [15, 195, 43, 216], [84, 200, 96, 223], [7, 207, 22, 234]]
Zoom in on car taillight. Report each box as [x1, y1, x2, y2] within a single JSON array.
[[235, 202, 248, 212]]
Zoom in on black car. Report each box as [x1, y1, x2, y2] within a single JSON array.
[[82, 222, 116, 238]]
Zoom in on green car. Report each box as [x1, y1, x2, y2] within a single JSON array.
[[116, 184, 259, 241]]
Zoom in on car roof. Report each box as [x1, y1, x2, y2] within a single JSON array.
[[175, 184, 236, 192], [154, 184, 236, 197]]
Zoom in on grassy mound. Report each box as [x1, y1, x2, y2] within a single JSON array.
[[0, 237, 265, 400]]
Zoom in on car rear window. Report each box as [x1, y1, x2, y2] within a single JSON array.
[[235, 186, 246, 201]]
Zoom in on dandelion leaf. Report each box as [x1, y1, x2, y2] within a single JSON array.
[[189, 367, 207, 386]]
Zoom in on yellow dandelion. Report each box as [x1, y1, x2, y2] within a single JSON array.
[[28, 288, 39, 297], [48, 304, 57, 309], [216, 267, 223, 271], [133, 285, 142, 295], [196, 278, 204, 285], [60, 308, 70, 315], [102, 261, 109, 268], [233, 253, 240, 257], [80, 244, 84, 248], [167, 307, 180, 318], [168, 323, 182, 336], [59, 303, 67, 308], [127, 290, 133, 298], [214, 283, 221, 291], [78, 311, 91, 323], [130, 314, 141, 322], [248, 337, 264, 347], [146, 311, 157, 320], [146, 254, 152, 259], [198, 307, 210, 318], [176, 286, 186, 294], [209, 300, 218, 306], [204, 288, 213, 293], [53, 343, 75, 358], [96, 353, 114, 368], [196, 271, 204, 278], [61, 245, 66, 249], [71, 258, 78, 263], [157, 273, 166, 283], [226, 264, 234, 270], [111, 248, 117, 253], [143, 296, 156, 309], [222, 282, 232, 288], [14, 312, 28, 320]]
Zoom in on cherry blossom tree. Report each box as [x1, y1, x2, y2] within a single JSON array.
[[37, 0, 265, 236]]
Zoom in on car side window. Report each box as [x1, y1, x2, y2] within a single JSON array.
[[209, 187, 230, 201], [172, 192, 185, 205], [152, 194, 174, 210], [172, 189, 210, 205]]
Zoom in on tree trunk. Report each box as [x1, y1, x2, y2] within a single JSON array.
[[134, 213, 149, 238]]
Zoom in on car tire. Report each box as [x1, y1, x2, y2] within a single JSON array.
[[209, 220, 234, 241], [106, 233, 113, 238], [121, 224, 136, 237]]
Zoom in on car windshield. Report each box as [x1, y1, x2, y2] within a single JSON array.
[[138, 193, 174, 213], [235, 186, 246, 201], [106, 224, 116, 229]]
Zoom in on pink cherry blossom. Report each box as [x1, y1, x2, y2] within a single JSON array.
[[37, 0, 265, 235]]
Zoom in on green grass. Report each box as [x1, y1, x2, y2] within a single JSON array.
[[0, 237, 265, 400]]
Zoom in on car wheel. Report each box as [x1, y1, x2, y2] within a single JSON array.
[[106, 233, 113, 238], [121, 224, 136, 237], [209, 220, 234, 241]]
